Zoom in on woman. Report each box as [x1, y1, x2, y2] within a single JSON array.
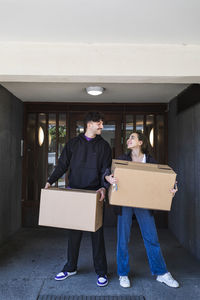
[[105, 131, 179, 288]]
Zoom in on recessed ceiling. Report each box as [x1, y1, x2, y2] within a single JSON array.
[[1, 82, 189, 103], [0, 0, 196, 103]]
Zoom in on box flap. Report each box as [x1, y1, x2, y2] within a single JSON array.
[[157, 164, 172, 171], [112, 159, 176, 175], [112, 159, 129, 166], [44, 187, 97, 194]]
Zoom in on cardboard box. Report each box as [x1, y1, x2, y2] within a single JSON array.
[[39, 188, 103, 232], [109, 160, 176, 211]]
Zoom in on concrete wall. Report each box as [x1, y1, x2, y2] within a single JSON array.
[[0, 42, 200, 84], [0, 85, 23, 245], [168, 94, 200, 260]]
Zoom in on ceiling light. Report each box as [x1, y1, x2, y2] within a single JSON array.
[[86, 86, 104, 96]]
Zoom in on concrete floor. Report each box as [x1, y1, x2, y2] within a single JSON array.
[[0, 224, 200, 300]]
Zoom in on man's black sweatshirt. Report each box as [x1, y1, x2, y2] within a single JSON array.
[[48, 133, 112, 190]]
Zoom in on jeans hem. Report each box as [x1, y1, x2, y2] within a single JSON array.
[[152, 270, 168, 276]]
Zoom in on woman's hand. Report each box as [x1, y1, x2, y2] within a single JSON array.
[[170, 181, 178, 197], [105, 174, 118, 185]]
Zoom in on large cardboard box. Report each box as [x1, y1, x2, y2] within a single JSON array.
[[39, 188, 103, 232], [109, 160, 176, 211]]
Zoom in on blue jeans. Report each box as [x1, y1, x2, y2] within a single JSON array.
[[117, 206, 168, 276]]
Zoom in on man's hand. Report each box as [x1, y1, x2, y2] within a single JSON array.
[[96, 187, 106, 201], [44, 182, 51, 189], [170, 181, 178, 197]]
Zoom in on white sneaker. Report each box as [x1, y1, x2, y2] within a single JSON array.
[[55, 270, 77, 281], [119, 276, 130, 288], [156, 272, 179, 288], [97, 275, 108, 287]]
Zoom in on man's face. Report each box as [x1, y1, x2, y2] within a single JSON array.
[[88, 120, 104, 135]]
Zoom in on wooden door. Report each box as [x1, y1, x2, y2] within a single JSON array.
[[22, 103, 168, 228]]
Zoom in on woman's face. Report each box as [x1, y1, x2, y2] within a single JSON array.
[[127, 133, 143, 149]]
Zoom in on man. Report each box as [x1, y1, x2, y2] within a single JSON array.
[[45, 112, 112, 287]]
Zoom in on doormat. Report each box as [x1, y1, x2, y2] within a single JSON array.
[[37, 296, 145, 300]]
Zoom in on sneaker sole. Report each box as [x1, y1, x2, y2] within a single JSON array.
[[97, 281, 108, 287], [156, 278, 179, 288], [55, 271, 77, 281], [120, 284, 130, 288]]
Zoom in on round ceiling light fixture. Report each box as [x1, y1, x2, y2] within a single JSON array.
[[86, 86, 104, 96]]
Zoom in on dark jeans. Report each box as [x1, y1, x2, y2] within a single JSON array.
[[62, 226, 107, 276]]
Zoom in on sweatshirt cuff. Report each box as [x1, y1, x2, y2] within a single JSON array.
[[101, 168, 111, 189]]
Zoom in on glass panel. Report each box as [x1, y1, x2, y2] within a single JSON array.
[[156, 115, 165, 163], [102, 121, 117, 227], [48, 114, 56, 185], [58, 114, 67, 156], [101, 122, 116, 158], [136, 115, 144, 132], [37, 113, 47, 198], [124, 115, 133, 152], [146, 115, 154, 149], [58, 113, 67, 187], [76, 121, 84, 136]]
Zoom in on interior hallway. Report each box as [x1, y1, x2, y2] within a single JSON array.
[[0, 225, 200, 300]]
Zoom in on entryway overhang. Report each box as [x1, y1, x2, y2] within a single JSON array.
[[0, 42, 200, 103]]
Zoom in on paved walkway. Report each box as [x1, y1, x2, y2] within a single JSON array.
[[0, 225, 200, 300]]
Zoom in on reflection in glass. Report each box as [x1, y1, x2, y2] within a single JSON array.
[[124, 115, 133, 152], [48, 114, 56, 183], [58, 113, 67, 187], [126, 115, 133, 137], [38, 113, 47, 198], [76, 121, 84, 136], [58, 114, 66, 156], [156, 115, 165, 163], [102, 122, 115, 157], [136, 115, 144, 132]]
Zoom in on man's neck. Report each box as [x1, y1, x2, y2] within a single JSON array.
[[84, 130, 96, 138]]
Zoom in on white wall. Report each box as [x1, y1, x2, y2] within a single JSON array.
[[0, 43, 200, 83]]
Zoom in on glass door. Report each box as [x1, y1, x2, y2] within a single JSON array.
[[22, 106, 167, 227]]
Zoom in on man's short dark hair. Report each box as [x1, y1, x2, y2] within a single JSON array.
[[84, 112, 104, 126]]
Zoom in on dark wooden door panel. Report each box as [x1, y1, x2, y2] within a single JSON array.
[[22, 104, 168, 227]]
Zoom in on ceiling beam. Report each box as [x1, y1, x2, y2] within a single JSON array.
[[0, 42, 200, 83]]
